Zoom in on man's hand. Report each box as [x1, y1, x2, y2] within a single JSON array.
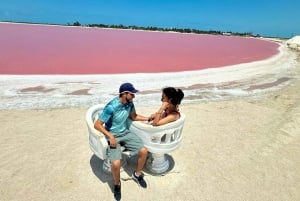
[[109, 136, 117, 148]]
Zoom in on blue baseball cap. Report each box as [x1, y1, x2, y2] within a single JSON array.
[[119, 83, 139, 94]]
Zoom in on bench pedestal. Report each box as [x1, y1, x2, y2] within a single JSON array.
[[146, 153, 169, 174]]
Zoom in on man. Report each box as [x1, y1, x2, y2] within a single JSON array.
[[94, 82, 148, 200]]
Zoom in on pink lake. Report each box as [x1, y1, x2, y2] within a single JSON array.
[[0, 23, 279, 74]]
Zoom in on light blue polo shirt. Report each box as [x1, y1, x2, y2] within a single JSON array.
[[99, 96, 135, 134]]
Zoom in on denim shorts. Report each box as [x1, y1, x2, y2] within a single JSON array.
[[107, 130, 144, 162]]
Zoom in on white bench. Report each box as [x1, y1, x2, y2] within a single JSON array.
[[85, 104, 185, 174]]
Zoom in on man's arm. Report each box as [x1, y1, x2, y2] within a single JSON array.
[[94, 119, 117, 148], [130, 112, 149, 121]]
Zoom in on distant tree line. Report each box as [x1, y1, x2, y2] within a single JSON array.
[[1, 20, 261, 37], [69, 21, 261, 38]]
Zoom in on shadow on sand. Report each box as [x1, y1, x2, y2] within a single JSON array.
[[90, 155, 114, 192], [90, 153, 176, 190]]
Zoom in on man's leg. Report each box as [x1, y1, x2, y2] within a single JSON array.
[[136, 147, 148, 175], [111, 159, 121, 185], [121, 131, 148, 188], [132, 147, 148, 188], [107, 143, 122, 200], [111, 159, 121, 200]]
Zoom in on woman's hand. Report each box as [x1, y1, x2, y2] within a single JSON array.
[[160, 102, 169, 110], [156, 101, 169, 114], [147, 113, 156, 122]]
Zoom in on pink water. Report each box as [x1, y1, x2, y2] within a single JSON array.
[[0, 23, 279, 74]]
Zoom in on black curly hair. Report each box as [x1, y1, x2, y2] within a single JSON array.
[[162, 87, 184, 105]]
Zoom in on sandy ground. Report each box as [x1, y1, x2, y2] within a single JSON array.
[[1, 51, 300, 201]]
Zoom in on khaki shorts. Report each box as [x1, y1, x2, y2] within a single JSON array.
[[107, 130, 144, 162]]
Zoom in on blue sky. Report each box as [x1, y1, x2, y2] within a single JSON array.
[[0, 0, 299, 38]]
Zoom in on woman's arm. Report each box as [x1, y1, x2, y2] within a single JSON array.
[[152, 102, 178, 126], [152, 113, 177, 126]]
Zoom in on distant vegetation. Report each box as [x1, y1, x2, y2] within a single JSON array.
[[2, 20, 262, 37], [69, 21, 261, 38]]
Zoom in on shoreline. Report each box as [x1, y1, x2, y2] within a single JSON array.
[[0, 40, 296, 110]]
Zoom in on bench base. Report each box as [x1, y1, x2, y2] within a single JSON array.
[[146, 153, 170, 174], [101, 153, 170, 175]]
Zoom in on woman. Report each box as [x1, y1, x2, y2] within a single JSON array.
[[150, 87, 184, 126]]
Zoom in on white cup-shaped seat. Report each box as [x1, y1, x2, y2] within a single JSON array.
[[128, 112, 185, 174], [86, 104, 108, 160], [127, 114, 185, 154]]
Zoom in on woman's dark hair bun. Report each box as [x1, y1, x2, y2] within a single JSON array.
[[163, 87, 184, 105]]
